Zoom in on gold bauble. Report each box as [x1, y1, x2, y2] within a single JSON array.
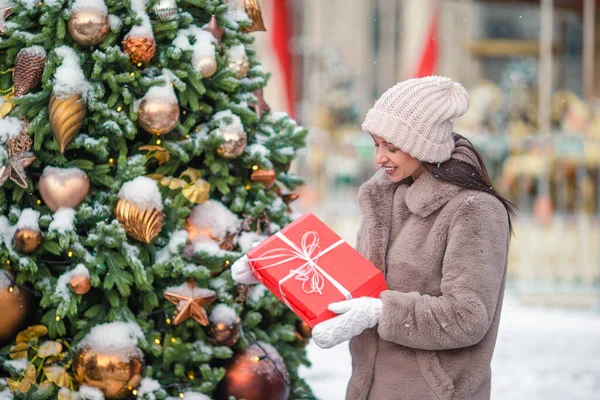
[[122, 36, 156, 64], [207, 320, 241, 347], [250, 168, 276, 188], [184, 219, 235, 250], [296, 319, 312, 341], [217, 130, 247, 159], [39, 167, 90, 212], [14, 228, 42, 253], [0, 276, 31, 345], [49, 94, 87, 154], [69, 275, 91, 295], [68, 10, 110, 46], [228, 54, 250, 79], [137, 98, 180, 135], [217, 342, 290, 400], [114, 198, 163, 243], [74, 346, 144, 399], [194, 54, 217, 78]]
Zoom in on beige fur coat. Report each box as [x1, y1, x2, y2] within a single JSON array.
[[346, 166, 510, 400]]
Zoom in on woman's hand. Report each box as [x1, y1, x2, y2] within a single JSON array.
[[312, 297, 383, 349], [231, 254, 260, 284]]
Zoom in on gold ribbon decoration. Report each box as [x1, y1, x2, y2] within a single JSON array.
[[148, 167, 210, 204], [0, 92, 14, 118]]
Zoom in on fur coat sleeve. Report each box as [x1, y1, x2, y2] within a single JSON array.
[[377, 193, 509, 351]]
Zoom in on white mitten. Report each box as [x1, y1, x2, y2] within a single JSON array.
[[312, 297, 382, 349], [231, 254, 260, 284]]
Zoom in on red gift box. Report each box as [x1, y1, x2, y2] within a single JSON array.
[[246, 213, 387, 328]]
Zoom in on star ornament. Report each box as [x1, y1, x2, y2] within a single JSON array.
[[164, 279, 217, 326], [0, 151, 36, 189], [0, 5, 13, 35], [203, 15, 225, 45], [249, 88, 270, 119]]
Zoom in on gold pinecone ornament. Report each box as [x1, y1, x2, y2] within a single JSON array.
[[13, 47, 46, 97], [122, 36, 156, 64]]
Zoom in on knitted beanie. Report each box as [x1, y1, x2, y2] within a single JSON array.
[[361, 76, 470, 163]]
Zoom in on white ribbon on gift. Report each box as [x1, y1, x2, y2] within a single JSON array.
[[248, 230, 352, 308]]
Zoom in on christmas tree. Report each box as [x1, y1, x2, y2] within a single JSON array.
[[0, 0, 314, 398]]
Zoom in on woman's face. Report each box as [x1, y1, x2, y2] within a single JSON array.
[[372, 135, 424, 182]]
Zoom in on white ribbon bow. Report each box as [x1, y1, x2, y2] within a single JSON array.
[[249, 231, 352, 307]]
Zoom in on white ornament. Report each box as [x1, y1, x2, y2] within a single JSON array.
[[153, 0, 177, 21]]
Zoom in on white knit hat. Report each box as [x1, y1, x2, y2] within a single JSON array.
[[361, 76, 470, 163]]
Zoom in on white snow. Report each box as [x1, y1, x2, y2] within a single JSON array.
[[55, 264, 90, 301], [118, 176, 163, 211], [76, 385, 105, 400], [213, 110, 244, 134], [77, 321, 144, 362], [19, 45, 46, 59], [71, 0, 107, 14], [227, 44, 247, 63], [193, 239, 228, 256], [49, 208, 76, 233], [144, 82, 178, 104], [248, 284, 267, 302], [267, 111, 290, 122], [278, 146, 295, 156], [52, 46, 91, 100], [109, 14, 121, 30], [209, 303, 239, 325], [224, 0, 251, 24], [16, 208, 40, 231], [4, 358, 27, 372], [0, 270, 11, 290], [0, 216, 16, 250], [237, 231, 266, 253], [300, 295, 600, 400], [187, 200, 240, 242], [125, 0, 153, 38], [156, 229, 188, 263], [17, 0, 36, 9], [167, 393, 210, 400], [137, 378, 161, 399], [173, 25, 216, 71], [247, 143, 270, 157], [0, 382, 12, 400], [42, 166, 88, 183], [0, 116, 23, 144]]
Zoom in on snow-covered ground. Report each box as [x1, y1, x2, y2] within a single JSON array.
[[300, 293, 600, 400]]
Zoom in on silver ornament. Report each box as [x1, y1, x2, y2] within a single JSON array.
[[194, 54, 217, 78], [153, 0, 177, 21]]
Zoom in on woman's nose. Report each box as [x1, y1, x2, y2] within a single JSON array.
[[375, 148, 388, 165]]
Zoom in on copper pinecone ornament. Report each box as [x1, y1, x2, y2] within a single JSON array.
[[122, 36, 156, 64], [13, 49, 46, 97]]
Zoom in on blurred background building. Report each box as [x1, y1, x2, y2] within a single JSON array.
[[253, 0, 600, 310]]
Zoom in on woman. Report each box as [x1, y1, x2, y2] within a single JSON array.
[[233, 76, 515, 400]]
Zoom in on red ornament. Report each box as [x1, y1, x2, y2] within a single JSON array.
[[217, 342, 289, 400]]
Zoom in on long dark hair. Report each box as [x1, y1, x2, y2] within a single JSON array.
[[421, 133, 517, 235]]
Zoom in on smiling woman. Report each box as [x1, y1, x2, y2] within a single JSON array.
[[309, 76, 517, 400], [371, 134, 424, 182]]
